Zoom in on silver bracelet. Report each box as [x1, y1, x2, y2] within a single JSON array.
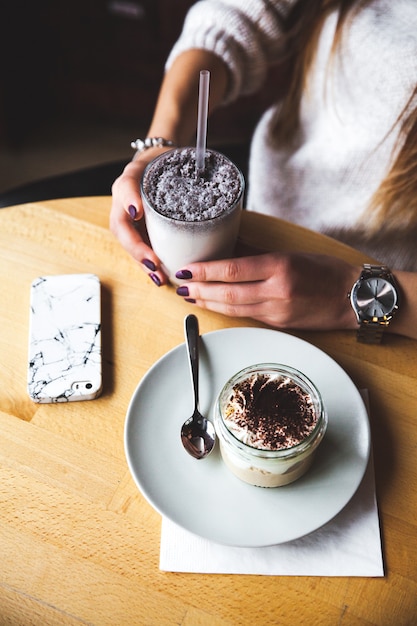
[[130, 137, 176, 154]]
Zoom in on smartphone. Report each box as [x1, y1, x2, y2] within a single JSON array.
[[28, 273, 102, 403]]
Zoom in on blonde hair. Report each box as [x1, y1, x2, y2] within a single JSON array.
[[272, 0, 417, 232]]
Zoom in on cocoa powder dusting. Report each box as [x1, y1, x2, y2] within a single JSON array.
[[226, 374, 318, 450]]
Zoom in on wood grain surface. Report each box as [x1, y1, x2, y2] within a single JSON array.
[[1, 197, 416, 625]]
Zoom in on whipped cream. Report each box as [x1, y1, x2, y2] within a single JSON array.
[[223, 372, 318, 451]]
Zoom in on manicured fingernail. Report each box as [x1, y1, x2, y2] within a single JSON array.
[[128, 204, 137, 219], [142, 258, 156, 271], [185, 298, 196, 304], [176, 286, 189, 297], [175, 269, 193, 280], [150, 273, 161, 287]]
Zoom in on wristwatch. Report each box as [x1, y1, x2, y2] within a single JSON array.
[[349, 264, 400, 344]]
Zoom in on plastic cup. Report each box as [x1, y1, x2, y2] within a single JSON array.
[[140, 147, 245, 283]]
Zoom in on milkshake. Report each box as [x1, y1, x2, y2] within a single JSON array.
[[214, 364, 327, 487], [140, 148, 244, 282]]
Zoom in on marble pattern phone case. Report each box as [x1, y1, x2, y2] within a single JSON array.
[[28, 273, 102, 402]]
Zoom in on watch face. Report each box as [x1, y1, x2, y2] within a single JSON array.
[[354, 277, 397, 320]]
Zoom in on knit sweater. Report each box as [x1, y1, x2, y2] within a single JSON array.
[[167, 0, 417, 270]]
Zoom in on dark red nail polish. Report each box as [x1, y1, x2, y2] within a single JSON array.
[[150, 273, 161, 287], [142, 258, 156, 271], [175, 269, 193, 280]]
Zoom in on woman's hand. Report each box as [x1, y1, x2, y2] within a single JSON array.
[[110, 149, 172, 286], [110, 51, 229, 287], [175, 252, 360, 331]]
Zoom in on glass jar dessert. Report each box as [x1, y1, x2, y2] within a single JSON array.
[[214, 364, 328, 487]]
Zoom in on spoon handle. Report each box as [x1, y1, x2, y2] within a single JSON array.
[[185, 314, 199, 410]]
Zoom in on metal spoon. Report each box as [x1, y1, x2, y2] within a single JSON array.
[[180, 314, 216, 459]]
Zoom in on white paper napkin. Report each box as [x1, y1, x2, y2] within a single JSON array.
[[160, 392, 384, 576]]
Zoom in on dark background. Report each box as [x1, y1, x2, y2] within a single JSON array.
[[0, 0, 284, 193]]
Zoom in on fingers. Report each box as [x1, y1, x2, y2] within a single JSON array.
[[176, 283, 286, 327], [177, 277, 265, 308], [185, 294, 277, 324], [175, 252, 358, 331], [176, 254, 278, 285], [174, 253, 292, 307], [111, 159, 144, 216], [110, 159, 167, 285], [174, 254, 286, 324]]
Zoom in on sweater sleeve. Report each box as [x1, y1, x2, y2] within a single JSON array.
[[165, 0, 294, 104]]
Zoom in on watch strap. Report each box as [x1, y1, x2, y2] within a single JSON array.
[[357, 320, 387, 344], [361, 263, 392, 281]]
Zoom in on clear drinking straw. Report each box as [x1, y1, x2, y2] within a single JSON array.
[[196, 70, 210, 173]]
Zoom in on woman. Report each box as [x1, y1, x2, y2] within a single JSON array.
[[110, 0, 417, 340]]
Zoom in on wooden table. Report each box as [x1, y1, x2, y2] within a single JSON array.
[[1, 197, 416, 625]]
